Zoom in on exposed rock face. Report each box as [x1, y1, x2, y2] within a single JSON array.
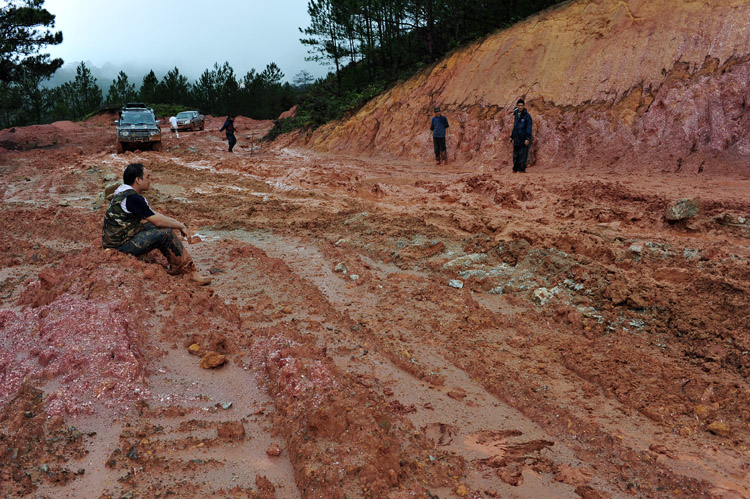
[[306, 0, 750, 173]]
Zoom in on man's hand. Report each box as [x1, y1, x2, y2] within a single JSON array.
[[178, 223, 192, 240], [524, 139, 529, 146]]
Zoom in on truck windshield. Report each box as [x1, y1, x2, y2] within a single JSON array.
[[176, 112, 192, 119], [120, 111, 154, 125]]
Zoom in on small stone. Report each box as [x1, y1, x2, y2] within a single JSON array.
[[92, 192, 105, 210], [448, 279, 463, 289], [126, 445, 138, 460], [200, 351, 227, 369], [221, 402, 232, 410], [104, 181, 119, 197], [706, 421, 730, 437], [443, 253, 487, 269], [456, 485, 468, 497], [58, 199, 69, 207], [447, 388, 467, 401], [189, 235, 202, 244], [627, 243, 643, 255], [683, 248, 700, 260], [665, 198, 700, 222], [694, 405, 712, 418], [266, 443, 282, 457], [350, 274, 360, 281], [334, 262, 348, 274], [533, 287, 553, 305], [188, 343, 201, 355]]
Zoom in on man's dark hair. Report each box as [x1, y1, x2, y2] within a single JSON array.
[[123, 163, 145, 185], [517, 98, 525, 105]]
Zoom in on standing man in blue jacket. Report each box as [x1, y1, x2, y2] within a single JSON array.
[[219, 115, 237, 152], [430, 106, 449, 165], [510, 99, 533, 173]]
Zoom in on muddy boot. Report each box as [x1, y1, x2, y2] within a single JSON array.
[[189, 271, 212, 285], [166, 251, 193, 275]]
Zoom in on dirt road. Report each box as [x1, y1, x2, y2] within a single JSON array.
[[1, 116, 749, 498]]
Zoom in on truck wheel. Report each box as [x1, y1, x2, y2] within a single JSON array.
[[152, 141, 162, 152], [200, 122, 204, 131], [116, 141, 124, 153]]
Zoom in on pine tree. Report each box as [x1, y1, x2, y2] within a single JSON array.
[[0, 0, 63, 83], [106, 71, 137, 107], [69, 62, 101, 119], [139, 70, 158, 104]]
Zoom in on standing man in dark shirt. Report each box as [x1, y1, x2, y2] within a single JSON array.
[[219, 115, 237, 152], [102, 163, 211, 285], [430, 106, 449, 165], [510, 99, 533, 173]]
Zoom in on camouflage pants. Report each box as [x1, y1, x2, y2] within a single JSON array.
[[116, 222, 194, 274]]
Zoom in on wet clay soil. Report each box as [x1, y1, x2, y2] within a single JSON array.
[[0, 116, 749, 498]]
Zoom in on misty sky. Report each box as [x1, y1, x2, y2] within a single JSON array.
[[41, 0, 329, 84]]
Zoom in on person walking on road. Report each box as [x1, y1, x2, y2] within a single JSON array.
[[510, 99, 533, 173], [219, 115, 237, 152], [101, 162, 211, 285], [169, 116, 179, 139], [430, 106, 449, 165]]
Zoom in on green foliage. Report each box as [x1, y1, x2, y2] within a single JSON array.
[[266, 0, 565, 138], [139, 70, 158, 103], [70, 62, 102, 119], [0, 0, 63, 127], [0, 0, 63, 83], [149, 103, 190, 118], [154, 67, 190, 104], [2, 0, 564, 131], [106, 71, 137, 107]]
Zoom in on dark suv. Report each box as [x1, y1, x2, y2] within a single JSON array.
[[175, 110, 205, 131], [115, 103, 162, 153]]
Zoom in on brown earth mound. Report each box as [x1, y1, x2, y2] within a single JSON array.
[[305, 0, 750, 175]]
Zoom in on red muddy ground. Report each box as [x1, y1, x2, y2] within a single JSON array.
[[0, 113, 749, 499]]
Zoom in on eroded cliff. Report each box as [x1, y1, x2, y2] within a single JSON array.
[[306, 0, 750, 174]]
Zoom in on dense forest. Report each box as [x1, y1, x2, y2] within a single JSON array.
[[1, 0, 564, 132]]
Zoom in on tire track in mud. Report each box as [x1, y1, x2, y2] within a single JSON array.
[[191, 227, 711, 497], [182, 161, 749, 496]]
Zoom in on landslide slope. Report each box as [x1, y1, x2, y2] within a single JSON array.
[[307, 0, 750, 174]]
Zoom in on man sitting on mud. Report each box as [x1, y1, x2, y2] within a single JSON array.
[[101, 162, 211, 285]]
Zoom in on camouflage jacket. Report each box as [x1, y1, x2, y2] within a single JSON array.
[[102, 187, 144, 248]]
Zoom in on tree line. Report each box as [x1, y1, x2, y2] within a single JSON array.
[[0, 1, 299, 129], [268, 0, 564, 137], [300, 0, 563, 86], [1, 58, 300, 129]]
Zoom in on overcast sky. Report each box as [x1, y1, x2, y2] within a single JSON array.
[[41, 0, 329, 84]]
